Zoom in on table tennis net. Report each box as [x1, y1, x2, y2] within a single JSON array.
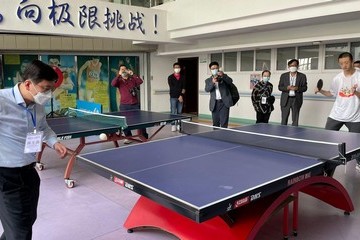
[[67, 108, 128, 129], [180, 121, 345, 161]]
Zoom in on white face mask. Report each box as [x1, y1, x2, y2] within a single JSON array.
[[355, 67, 360, 71], [211, 69, 218, 76], [262, 77, 270, 82], [30, 82, 52, 105], [121, 72, 128, 78], [174, 68, 181, 74], [289, 66, 298, 73]]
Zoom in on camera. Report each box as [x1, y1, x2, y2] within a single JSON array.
[[129, 87, 138, 97]]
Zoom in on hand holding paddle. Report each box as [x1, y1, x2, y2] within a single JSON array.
[[315, 79, 323, 94]]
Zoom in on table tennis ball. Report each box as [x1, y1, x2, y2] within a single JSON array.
[[99, 133, 107, 140]]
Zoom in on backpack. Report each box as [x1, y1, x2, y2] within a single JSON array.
[[227, 82, 240, 106]]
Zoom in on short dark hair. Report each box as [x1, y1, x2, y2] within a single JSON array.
[[287, 59, 299, 66], [173, 62, 181, 68], [262, 70, 271, 76], [354, 60, 360, 64], [209, 61, 219, 68], [119, 64, 127, 69], [22, 60, 58, 84], [338, 52, 353, 61], [48, 55, 60, 61]]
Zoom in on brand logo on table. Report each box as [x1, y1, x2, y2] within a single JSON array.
[[112, 176, 124, 186], [287, 172, 311, 186], [234, 196, 250, 208], [227, 203, 233, 211], [124, 182, 134, 190], [250, 192, 262, 201], [57, 135, 72, 140]]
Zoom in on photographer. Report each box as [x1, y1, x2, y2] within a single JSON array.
[[111, 64, 148, 143], [205, 61, 234, 128]]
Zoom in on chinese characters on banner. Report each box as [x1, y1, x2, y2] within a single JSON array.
[[0, 0, 168, 42]]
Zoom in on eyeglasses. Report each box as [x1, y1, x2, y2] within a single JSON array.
[[31, 81, 55, 93]]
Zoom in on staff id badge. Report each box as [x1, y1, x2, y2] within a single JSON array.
[[24, 131, 43, 153], [261, 97, 267, 104]]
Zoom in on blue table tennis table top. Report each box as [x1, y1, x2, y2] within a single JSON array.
[[77, 123, 360, 222], [47, 110, 188, 139]]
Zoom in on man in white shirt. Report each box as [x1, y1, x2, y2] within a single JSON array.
[[316, 52, 360, 171]]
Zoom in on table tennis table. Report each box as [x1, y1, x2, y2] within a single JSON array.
[[37, 109, 189, 188], [76, 122, 360, 240]]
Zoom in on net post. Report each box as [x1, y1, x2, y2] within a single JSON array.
[[338, 143, 346, 164]]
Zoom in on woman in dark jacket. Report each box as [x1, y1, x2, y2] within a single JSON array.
[[251, 70, 275, 123]]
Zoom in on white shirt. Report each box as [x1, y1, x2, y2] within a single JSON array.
[[329, 70, 360, 122], [215, 82, 222, 100], [289, 73, 296, 96]]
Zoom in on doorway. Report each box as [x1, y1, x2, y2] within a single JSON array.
[[178, 57, 199, 116]]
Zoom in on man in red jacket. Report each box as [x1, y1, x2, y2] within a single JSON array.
[[111, 64, 148, 143]]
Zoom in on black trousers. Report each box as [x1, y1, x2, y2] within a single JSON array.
[[212, 100, 230, 128], [281, 97, 300, 126], [256, 111, 271, 123], [0, 163, 40, 240]]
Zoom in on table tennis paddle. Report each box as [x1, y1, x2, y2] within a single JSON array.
[[316, 79, 323, 94]]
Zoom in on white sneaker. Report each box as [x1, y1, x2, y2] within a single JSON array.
[[356, 163, 360, 172], [171, 125, 177, 132], [123, 139, 132, 144]]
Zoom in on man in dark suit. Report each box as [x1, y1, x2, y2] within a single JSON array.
[[278, 59, 308, 126], [205, 61, 234, 128]]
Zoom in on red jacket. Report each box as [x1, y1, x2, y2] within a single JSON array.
[[111, 74, 143, 105]]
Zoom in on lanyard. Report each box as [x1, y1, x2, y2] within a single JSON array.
[[12, 87, 37, 132]]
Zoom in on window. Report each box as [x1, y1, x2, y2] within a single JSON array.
[[325, 43, 348, 69], [210, 53, 222, 66], [298, 46, 319, 70], [240, 51, 254, 71], [276, 47, 295, 71], [224, 52, 237, 72], [255, 49, 271, 71], [350, 42, 360, 61]]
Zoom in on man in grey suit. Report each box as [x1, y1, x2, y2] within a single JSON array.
[[205, 61, 234, 128], [278, 59, 308, 126]]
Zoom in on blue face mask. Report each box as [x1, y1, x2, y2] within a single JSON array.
[[262, 77, 270, 83]]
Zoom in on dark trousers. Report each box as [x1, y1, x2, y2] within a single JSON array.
[[0, 163, 40, 240], [281, 97, 300, 126], [325, 117, 360, 132], [256, 111, 271, 123], [119, 103, 148, 138], [212, 100, 229, 128]]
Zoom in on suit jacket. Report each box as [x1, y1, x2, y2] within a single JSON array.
[[278, 71, 307, 107], [205, 74, 233, 111]]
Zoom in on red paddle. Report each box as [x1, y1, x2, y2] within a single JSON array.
[[53, 66, 64, 88]]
